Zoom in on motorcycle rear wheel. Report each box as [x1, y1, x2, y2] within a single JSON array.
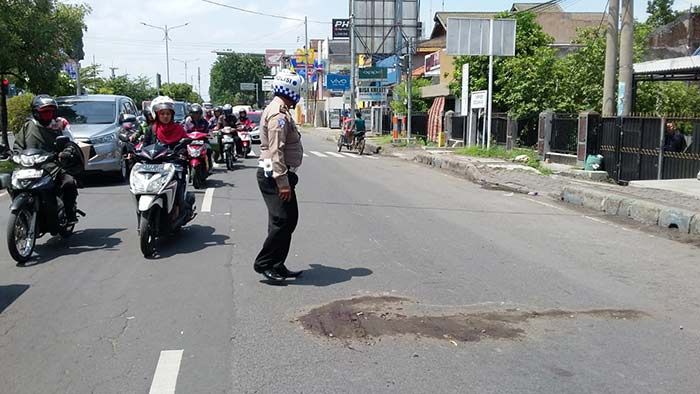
[[139, 208, 158, 258], [226, 150, 235, 170], [357, 139, 366, 156], [7, 209, 36, 264]]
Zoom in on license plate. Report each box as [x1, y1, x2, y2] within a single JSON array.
[[15, 169, 43, 179], [190, 140, 205, 145], [223, 136, 235, 143], [138, 164, 165, 173]]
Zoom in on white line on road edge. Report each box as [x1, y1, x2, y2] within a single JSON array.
[[201, 188, 214, 213], [310, 151, 328, 158], [149, 350, 184, 394], [340, 152, 360, 159], [364, 155, 378, 159], [303, 153, 309, 157], [325, 152, 345, 158]]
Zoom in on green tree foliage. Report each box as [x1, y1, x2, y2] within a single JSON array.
[[0, 1, 90, 94], [98, 76, 158, 106], [390, 78, 432, 114], [451, 11, 554, 116], [556, 27, 606, 112], [209, 53, 269, 105], [160, 83, 202, 103], [646, 0, 677, 28], [7, 94, 35, 133]]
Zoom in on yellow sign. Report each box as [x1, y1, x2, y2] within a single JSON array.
[[294, 48, 316, 65], [358, 54, 371, 68]]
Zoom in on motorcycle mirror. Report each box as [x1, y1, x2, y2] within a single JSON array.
[[119, 113, 138, 125], [54, 135, 70, 150], [179, 138, 193, 145]]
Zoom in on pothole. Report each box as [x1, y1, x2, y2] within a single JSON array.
[[298, 296, 647, 343]]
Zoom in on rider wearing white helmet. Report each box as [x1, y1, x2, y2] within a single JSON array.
[[253, 69, 305, 283]]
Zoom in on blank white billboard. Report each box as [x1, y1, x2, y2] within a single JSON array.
[[446, 18, 516, 57]]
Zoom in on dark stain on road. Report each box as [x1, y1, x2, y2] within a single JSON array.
[[299, 296, 646, 343]]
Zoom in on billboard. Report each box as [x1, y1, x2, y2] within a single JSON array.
[[353, 0, 421, 55], [424, 51, 441, 77], [357, 86, 388, 101], [265, 49, 285, 67], [446, 18, 516, 56], [326, 74, 350, 91], [332, 19, 350, 39], [359, 67, 387, 80]]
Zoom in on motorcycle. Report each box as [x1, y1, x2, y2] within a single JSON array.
[[120, 135, 196, 258], [186, 131, 210, 190], [237, 125, 252, 159], [337, 128, 366, 155], [217, 127, 238, 170], [0, 136, 85, 264]]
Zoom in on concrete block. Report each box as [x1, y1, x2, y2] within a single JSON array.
[[690, 216, 700, 235], [581, 189, 608, 212], [569, 170, 610, 182], [602, 195, 626, 216], [561, 187, 584, 206], [658, 207, 695, 233], [628, 200, 661, 226]]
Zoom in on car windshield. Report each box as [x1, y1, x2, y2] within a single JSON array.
[[56, 100, 116, 124], [247, 112, 261, 125], [174, 103, 187, 121]]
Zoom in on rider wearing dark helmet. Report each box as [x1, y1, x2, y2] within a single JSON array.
[[214, 104, 240, 162], [13, 95, 83, 222]]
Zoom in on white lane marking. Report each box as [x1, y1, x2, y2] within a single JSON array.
[[310, 151, 328, 158], [303, 153, 309, 157], [201, 188, 214, 213], [364, 155, 378, 160], [325, 152, 345, 158], [149, 350, 184, 394], [525, 198, 567, 212], [340, 152, 360, 159]]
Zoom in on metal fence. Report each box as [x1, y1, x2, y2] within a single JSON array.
[[492, 113, 508, 146], [590, 116, 700, 181], [550, 113, 579, 154]]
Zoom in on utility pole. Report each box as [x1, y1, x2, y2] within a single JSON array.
[[486, 18, 494, 149], [197, 66, 201, 95], [304, 16, 311, 124], [407, 37, 413, 141], [75, 62, 81, 95], [141, 22, 189, 85], [172, 57, 198, 85], [602, 0, 619, 116], [350, 0, 356, 114], [619, 0, 634, 116]]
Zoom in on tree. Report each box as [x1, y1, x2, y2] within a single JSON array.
[[209, 53, 269, 105], [0, 1, 90, 94], [451, 11, 554, 114], [390, 78, 432, 115], [161, 83, 202, 103], [99, 76, 158, 106], [646, 0, 677, 28], [556, 27, 606, 113]]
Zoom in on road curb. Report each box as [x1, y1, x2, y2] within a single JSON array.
[[561, 185, 700, 235], [413, 153, 485, 183]]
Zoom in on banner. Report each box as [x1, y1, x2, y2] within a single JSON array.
[[357, 86, 387, 101], [424, 51, 441, 77], [326, 74, 350, 91], [358, 67, 387, 80], [265, 49, 285, 67]]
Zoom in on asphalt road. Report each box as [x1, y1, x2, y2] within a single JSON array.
[[1, 131, 699, 394]]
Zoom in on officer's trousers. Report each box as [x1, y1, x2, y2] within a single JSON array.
[[254, 168, 299, 272]]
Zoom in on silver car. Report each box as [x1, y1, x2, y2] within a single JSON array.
[[56, 95, 136, 180]]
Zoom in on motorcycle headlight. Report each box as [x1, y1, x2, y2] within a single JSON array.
[[12, 155, 21, 164], [130, 164, 174, 194], [91, 133, 117, 145], [188, 147, 202, 157]]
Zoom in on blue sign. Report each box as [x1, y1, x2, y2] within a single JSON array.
[[326, 74, 350, 91], [63, 62, 78, 80]]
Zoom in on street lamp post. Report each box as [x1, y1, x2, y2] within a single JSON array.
[[140, 22, 189, 84], [172, 57, 199, 85]]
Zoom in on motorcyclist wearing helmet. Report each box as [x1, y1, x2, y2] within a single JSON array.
[[214, 104, 240, 162], [143, 96, 188, 147], [13, 95, 83, 222], [209, 106, 222, 130], [237, 109, 254, 131], [183, 103, 213, 172], [253, 69, 305, 283]]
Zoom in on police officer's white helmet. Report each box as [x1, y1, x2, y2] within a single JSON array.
[[151, 96, 175, 114], [272, 69, 305, 105]]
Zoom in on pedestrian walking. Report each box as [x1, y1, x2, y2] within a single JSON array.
[[254, 69, 305, 283]]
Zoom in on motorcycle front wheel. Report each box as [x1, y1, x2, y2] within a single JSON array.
[[226, 149, 235, 170], [7, 208, 36, 264], [139, 207, 159, 258]]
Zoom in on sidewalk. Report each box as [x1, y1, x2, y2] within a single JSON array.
[[302, 126, 700, 236]]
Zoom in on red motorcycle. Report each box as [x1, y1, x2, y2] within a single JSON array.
[[237, 124, 252, 159], [186, 131, 210, 189]]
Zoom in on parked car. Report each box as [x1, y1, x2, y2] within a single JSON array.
[[248, 111, 262, 144], [56, 94, 136, 180]]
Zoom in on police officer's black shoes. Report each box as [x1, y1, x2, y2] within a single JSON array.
[[261, 270, 285, 283], [276, 265, 303, 278]]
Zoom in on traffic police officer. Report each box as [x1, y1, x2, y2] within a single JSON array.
[[254, 69, 305, 283]]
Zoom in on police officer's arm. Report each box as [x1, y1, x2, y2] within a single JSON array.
[[267, 112, 290, 189]]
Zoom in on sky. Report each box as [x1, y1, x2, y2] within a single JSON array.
[[70, 0, 692, 101]]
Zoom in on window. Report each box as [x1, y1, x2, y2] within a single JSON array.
[[56, 100, 117, 124]]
